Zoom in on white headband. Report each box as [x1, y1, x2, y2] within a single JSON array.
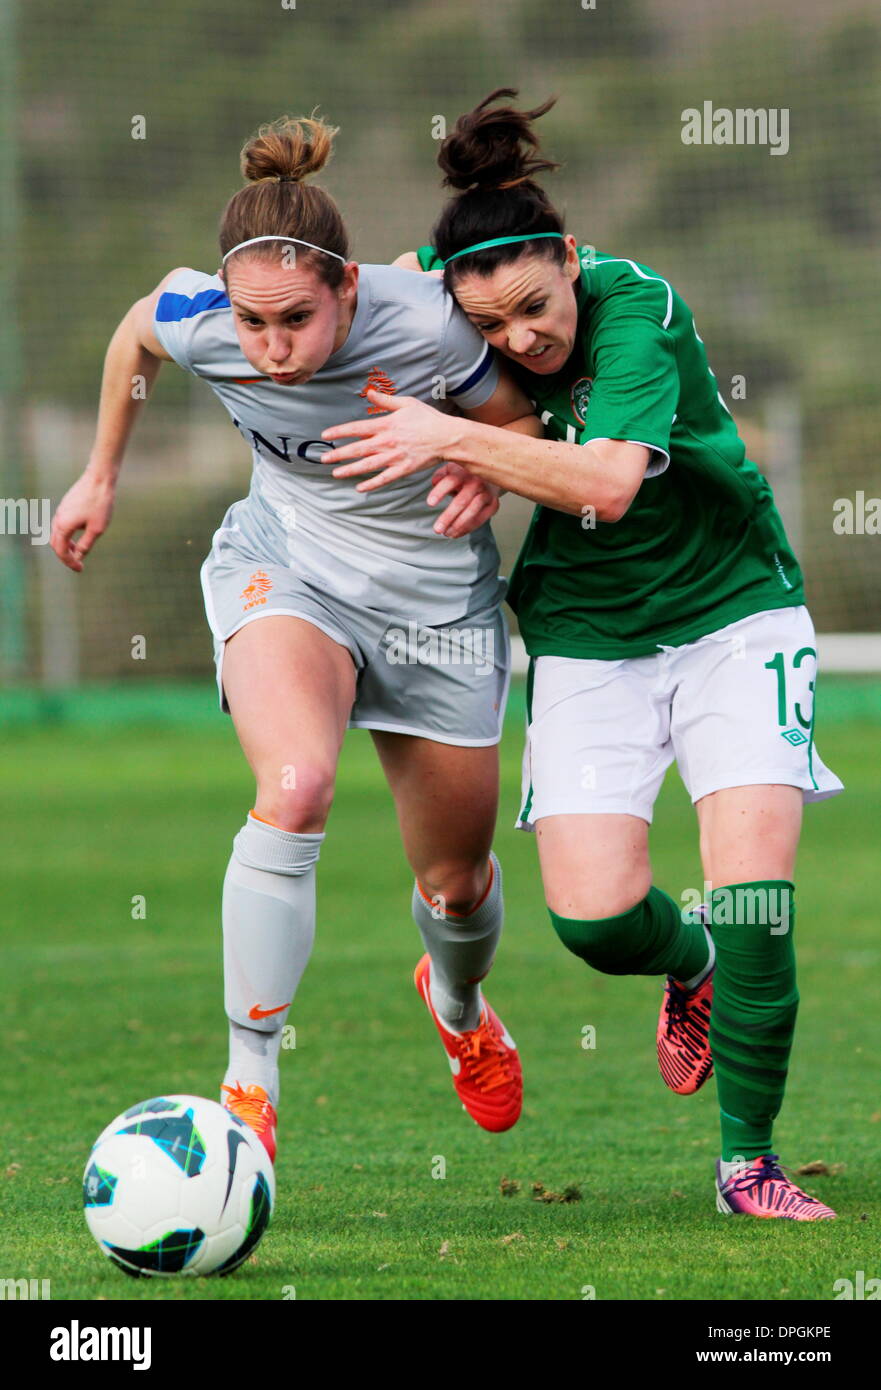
[[221, 234, 346, 265]]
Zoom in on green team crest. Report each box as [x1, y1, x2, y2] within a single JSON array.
[[570, 376, 593, 425]]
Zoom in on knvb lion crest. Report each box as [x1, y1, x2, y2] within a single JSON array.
[[241, 570, 273, 611], [570, 376, 594, 425], [360, 367, 397, 414]]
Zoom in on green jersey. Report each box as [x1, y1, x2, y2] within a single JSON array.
[[416, 243, 804, 658]]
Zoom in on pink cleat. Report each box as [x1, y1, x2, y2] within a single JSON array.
[[715, 1154, 837, 1220], [657, 969, 714, 1095]]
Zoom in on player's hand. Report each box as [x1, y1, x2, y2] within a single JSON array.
[[321, 389, 461, 491], [50, 467, 116, 572], [428, 463, 500, 538]]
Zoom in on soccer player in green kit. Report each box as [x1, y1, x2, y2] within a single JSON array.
[[321, 89, 844, 1220]]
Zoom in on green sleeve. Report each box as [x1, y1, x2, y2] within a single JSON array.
[[416, 244, 444, 272], [577, 312, 678, 463]]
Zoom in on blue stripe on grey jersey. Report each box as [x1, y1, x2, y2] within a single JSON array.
[[156, 287, 230, 321]]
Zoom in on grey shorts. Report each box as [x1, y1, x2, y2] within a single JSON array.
[[200, 536, 510, 747]]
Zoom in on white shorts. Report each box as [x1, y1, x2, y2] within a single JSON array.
[[517, 605, 844, 828]]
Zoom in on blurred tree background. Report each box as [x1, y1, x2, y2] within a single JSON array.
[[3, 0, 879, 684]]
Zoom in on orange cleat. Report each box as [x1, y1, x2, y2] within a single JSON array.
[[221, 1082, 277, 1164], [414, 954, 522, 1133]]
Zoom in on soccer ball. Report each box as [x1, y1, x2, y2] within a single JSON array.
[[82, 1094, 275, 1277]]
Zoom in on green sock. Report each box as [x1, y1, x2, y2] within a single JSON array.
[[548, 886, 710, 980], [709, 881, 798, 1162]]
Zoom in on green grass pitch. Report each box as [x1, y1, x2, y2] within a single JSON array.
[[1, 681, 879, 1301]]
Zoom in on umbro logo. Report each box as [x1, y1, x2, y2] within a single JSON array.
[[781, 727, 809, 747]]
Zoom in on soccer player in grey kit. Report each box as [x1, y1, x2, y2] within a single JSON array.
[[51, 115, 542, 1160]]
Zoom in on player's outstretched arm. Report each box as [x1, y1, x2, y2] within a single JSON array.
[[50, 270, 183, 572], [379, 253, 647, 518], [323, 387, 647, 522]]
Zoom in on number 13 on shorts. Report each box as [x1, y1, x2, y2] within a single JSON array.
[[694, 609, 842, 803], [764, 646, 816, 742]]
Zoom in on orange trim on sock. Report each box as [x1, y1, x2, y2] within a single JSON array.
[[417, 858, 494, 919], [249, 808, 284, 830]]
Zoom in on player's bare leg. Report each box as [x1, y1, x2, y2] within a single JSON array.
[[536, 812, 651, 919], [223, 615, 356, 832], [696, 784, 801, 886], [373, 732, 521, 1131], [216, 617, 356, 1160], [372, 732, 498, 913]]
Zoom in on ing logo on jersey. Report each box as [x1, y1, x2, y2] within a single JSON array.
[[570, 377, 594, 426], [360, 367, 397, 414], [241, 570, 273, 611]]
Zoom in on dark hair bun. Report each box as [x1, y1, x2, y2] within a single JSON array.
[[438, 87, 560, 192]]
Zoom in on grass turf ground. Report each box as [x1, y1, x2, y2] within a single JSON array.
[[1, 680, 879, 1301]]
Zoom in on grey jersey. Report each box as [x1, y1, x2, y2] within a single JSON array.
[[154, 264, 504, 624]]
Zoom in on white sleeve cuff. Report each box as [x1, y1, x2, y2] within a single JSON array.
[[583, 437, 670, 479]]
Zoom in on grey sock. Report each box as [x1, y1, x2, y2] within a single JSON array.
[[412, 852, 503, 1031], [222, 813, 324, 1106]]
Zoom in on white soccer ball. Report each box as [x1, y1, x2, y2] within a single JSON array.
[[82, 1094, 275, 1277]]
